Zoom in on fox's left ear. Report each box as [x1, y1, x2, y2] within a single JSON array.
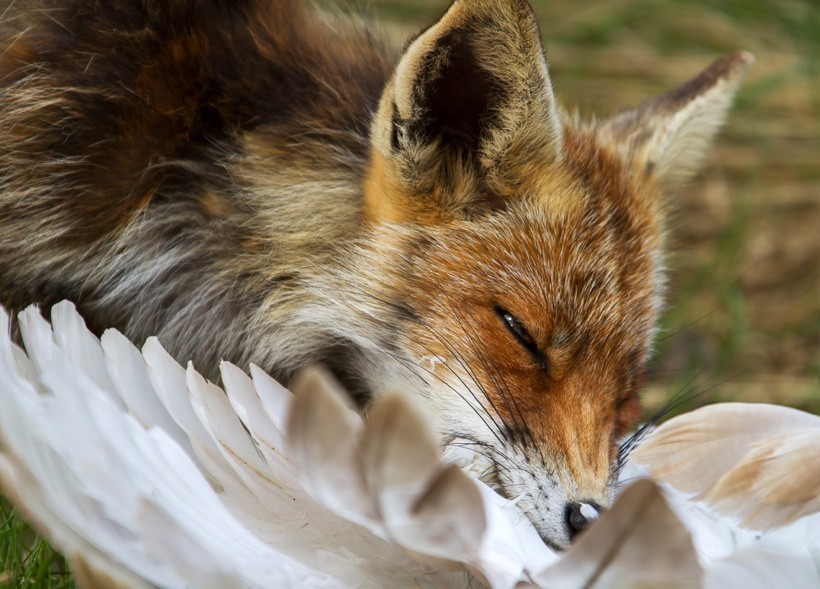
[[601, 52, 753, 191], [366, 0, 562, 223]]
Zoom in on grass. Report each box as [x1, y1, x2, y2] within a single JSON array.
[[1, 498, 73, 588], [2, 0, 818, 585]]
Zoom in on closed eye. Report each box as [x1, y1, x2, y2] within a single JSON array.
[[494, 305, 548, 372]]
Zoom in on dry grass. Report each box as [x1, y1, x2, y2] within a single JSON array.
[[2, 0, 818, 585]]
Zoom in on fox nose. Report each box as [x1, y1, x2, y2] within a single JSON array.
[[565, 501, 602, 540]]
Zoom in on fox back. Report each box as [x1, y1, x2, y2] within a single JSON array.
[[0, 0, 750, 547]]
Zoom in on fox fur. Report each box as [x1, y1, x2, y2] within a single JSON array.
[[0, 0, 751, 547]]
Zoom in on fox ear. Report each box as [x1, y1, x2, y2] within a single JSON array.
[[601, 52, 753, 190], [366, 0, 562, 222]]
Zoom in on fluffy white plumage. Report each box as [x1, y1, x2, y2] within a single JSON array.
[[1, 301, 819, 588]]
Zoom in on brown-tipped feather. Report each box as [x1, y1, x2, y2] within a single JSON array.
[[633, 403, 820, 529]]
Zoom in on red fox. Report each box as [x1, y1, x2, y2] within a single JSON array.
[[0, 0, 750, 548]]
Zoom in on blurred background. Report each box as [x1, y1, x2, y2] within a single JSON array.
[[347, 0, 820, 416], [2, 0, 818, 586]]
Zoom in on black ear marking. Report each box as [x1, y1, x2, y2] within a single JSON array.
[[390, 102, 401, 151], [407, 28, 503, 155]]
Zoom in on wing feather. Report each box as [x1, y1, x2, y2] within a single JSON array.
[[633, 403, 820, 529], [287, 368, 378, 528], [535, 479, 702, 589]]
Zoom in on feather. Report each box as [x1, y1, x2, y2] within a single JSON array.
[[220, 362, 298, 485], [632, 403, 820, 529], [2, 305, 441, 589], [360, 393, 444, 524], [472, 485, 560, 588], [249, 363, 293, 435], [706, 431, 820, 529], [4, 302, 820, 589], [0, 311, 141, 588], [616, 461, 759, 565], [100, 328, 189, 448], [534, 479, 702, 589], [50, 301, 123, 409], [704, 546, 820, 589], [141, 337, 234, 485], [16, 305, 57, 376], [286, 367, 549, 586], [287, 367, 379, 528], [703, 512, 820, 588], [404, 464, 486, 560], [363, 393, 486, 563], [1, 315, 196, 586], [185, 364, 273, 492], [0, 454, 153, 589], [141, 338, 220, 454]]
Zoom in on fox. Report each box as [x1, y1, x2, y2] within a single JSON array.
[[0, 0, 750, 548]]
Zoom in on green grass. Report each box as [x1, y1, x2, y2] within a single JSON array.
[[2, 0, 818, 585], [1, 498, 73, 588]]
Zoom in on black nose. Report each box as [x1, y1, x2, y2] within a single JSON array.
[[565, 501, 602, 540]]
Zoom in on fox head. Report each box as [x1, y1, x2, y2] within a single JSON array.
[[312, 0, 751, 548]]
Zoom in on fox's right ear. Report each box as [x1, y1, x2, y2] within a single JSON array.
[[365, 0, 563, 224]]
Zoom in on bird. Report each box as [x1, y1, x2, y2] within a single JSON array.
[[1, 301, 818, 588]]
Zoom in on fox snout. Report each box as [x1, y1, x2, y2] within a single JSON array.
[[481, 458, 611, 548], [488, 429, 615, 548]]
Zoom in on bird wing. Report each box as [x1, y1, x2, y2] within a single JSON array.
[[632, 402, 820, 529], [6, 301, 820, 588], [0, 303, 453, 588]]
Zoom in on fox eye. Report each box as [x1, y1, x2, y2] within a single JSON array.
[[494, 306, 548, 371]]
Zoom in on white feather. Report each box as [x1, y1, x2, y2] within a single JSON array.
[[141, 338, 222, 459], [535, 479, 702, 589], [2, 305, 444, 588], [101, 328, 185, 441], [402, 464, 486, 561], [50, 300, 123, 409], [704, 546, 820, 589], [617, 460, 760, 565], [249, 363, 293, 435], [15, 305, 55, 373], [704, 513, 820, 589], [220, 361, 298, 485], [3, 302, 820, 589], [360, 393, 445, 526], [287, 368, 379, 529], [362, 393, 485, 564]]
